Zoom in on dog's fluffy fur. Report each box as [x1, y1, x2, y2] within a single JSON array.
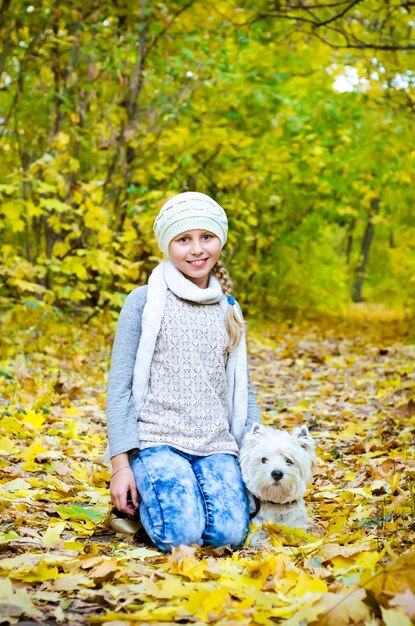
[[239, 424, 317, 535]]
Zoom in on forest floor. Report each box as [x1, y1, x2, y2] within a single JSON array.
[[0, 302, 414, 626]]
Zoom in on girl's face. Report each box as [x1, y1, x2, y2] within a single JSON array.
[[168, 230, 222, 288]]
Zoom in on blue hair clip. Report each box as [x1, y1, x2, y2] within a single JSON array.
[[227, 295, 236, 306]]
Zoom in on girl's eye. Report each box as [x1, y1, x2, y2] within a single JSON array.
[[261, 457, 267, 464], [286, 458, 294, 465], [179, 237, 189, 243], [202, 234, 211, 240]]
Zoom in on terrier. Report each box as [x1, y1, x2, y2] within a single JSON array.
[[239, 424, 317, 536]]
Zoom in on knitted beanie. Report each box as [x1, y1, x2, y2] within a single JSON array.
[[153, 191, 228, 256]]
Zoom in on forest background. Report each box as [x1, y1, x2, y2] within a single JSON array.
[[1, 2, 415, 625], [1, 0, 415, 320]]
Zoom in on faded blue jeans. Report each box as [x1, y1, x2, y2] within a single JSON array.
[[129, 446, 249, 552]]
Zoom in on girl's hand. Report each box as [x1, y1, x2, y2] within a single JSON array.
[[110, 467, 139, 517]]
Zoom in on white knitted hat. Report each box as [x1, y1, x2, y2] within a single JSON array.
[[153, 191, 228, 255]]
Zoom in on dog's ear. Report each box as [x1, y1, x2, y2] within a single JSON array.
[[250, 423, 264, 435], [293, 425, 315, 451]]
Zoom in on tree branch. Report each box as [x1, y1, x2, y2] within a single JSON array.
[[145, 0, 196, 56], [251, 0, 365, 28], [249, 0, 415, 51]]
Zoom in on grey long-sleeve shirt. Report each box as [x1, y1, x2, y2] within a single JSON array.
[[106, 285, 262, 459]]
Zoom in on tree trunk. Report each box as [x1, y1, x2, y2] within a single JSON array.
[[0, 0, 11, 27], [345, 218, 356, 265], [352, 201, 378, 302]]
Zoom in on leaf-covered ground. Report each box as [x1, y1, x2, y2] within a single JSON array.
[[0, 303, 414, 625]]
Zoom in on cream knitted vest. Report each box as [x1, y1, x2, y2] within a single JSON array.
[[138, 291, 238, 455]]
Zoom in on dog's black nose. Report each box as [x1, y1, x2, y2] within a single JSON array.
[[271, 470, 283, 482]]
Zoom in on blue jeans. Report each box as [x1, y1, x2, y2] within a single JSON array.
[[129, 446, 249, 552]]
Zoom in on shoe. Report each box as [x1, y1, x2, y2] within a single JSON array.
[[108, 507, 141, 534], [134, 524, 150, 543]]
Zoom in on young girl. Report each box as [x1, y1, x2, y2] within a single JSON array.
[[106, 191, 262, 552]]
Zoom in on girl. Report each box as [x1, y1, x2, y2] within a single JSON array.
[[106, 191, 262, 552]]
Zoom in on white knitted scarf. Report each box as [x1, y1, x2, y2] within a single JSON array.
[[132, 260, 248, 447]]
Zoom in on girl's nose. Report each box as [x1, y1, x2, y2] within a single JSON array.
[[190, 240, 203, 255]]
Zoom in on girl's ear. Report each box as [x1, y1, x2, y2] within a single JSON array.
[[293, 425, 315, 451]]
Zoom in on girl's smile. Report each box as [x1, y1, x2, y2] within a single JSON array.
[[169, 230, 222, 288], [188, 259, 208, 267]]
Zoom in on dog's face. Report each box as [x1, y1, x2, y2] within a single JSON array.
[[239, 424, 316, 504]]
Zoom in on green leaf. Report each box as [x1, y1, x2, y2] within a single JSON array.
[[56, 505, 106, 523]]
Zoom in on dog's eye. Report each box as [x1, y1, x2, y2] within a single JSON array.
[[286, 458, 294, 465], [261, 457, 268, 464]]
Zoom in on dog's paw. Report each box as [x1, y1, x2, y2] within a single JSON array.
[[245, 524, 273, 549]]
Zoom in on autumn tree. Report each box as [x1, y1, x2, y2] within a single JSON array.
[[0, 0, 414, 317]]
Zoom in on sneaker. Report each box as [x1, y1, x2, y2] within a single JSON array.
[[108, 507, 141, 534]]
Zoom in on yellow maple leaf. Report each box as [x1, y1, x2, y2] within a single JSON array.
[[184, 587, 229, 619], [293, 573, 328, 596], [317, 588, 370, 626], [67, 520, 96, 535], [318, 542, 373, 563], [327, 515, 348, 535], [363, 548, 415, 597], [245, 553, 292, 587], [89, 558, 118, 580], [167, 545, 221, 582], [0, 577, 42, 619], [281, 596, 325, 626], [54, 573, 94, 591], [0, 436, 15, 454], [20, 460, 42, 472], [63, 540, 86, 553], [22, 410, 45, 430], [354, 550, 382, 570], [17, 561, 60, 583], [48, 476, 73, 494], [42, 522, 66, 548], [1, 478, 31, 492], [20, 440, 46, 461], [381, 606, 413, 626]]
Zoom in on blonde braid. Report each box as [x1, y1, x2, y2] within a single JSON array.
[[212, 261, 244, 351]]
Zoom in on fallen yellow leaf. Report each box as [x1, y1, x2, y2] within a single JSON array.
[[381, 606, 413, 626], [42, 522, 66, 548]]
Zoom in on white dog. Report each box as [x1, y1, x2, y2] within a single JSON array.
[[239, 424, 317, 535]]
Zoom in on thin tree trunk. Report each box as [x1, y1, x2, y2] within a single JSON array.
[[346, 233, 353, 265], [104, 0, 196, 194], [0, 28, 11, 75], [352, 200, 378, 302], [104, 0, 148, 191], [51, 34, 63, 135], [0, 0, 11, 27], [345, 218, 355, 265]]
